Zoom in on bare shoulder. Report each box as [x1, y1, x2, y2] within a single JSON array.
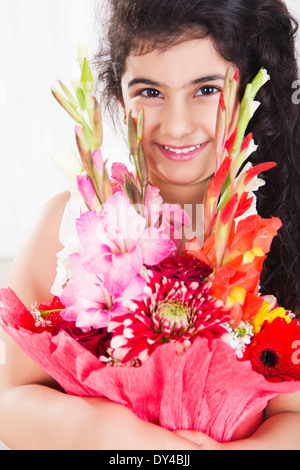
[[8, 191, 71, 308]]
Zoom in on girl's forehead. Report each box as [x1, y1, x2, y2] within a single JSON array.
[[122, 38, 235, 88]]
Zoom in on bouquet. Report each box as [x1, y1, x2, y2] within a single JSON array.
[[2, 46, 300, 443]]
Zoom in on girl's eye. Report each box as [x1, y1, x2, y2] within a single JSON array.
[[195, 86, 220, 97], [139, 88, 163, 99]]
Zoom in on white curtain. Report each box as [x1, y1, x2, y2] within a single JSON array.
[[0, 0, 299, 259]]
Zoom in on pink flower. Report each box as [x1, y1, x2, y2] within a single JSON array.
[[76, 192, 176, 297], [111, 162, 133, 192], [144, 185, 191, 249], [77, 174, 101, 211], [111, 167, 191, 250], [60, 253, 146, 331], [92, 148, 113, 202], [108, 257, 228, 364]]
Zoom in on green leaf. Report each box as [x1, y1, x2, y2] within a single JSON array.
[[80, 58, 94, 93], [75, 87, 86, 111]]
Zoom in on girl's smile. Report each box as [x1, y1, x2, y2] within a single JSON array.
[[121, 38, 237, 206], [157, 142, 209, 162]]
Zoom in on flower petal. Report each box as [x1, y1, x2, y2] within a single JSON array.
[[140, 227, 176, 265]]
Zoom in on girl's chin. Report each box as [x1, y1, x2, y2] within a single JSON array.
[[150, 168, 213, 187]]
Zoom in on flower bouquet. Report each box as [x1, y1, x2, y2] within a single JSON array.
[[2, 46, 300, 443]]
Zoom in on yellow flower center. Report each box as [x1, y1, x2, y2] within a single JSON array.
[[157, 301, 189, 327]]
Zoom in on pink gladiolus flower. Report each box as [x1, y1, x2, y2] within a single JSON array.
[[92, 148, 105, 175], [60, 253, 112, 331], [76, 192, 176, 297], [111, 166, 191, 247], [91, 148, 113, 202], [144, 185, 191, 249], [60, 253, 147, 331], [111, 162, 133, 192], [77, 174, 100, 211]]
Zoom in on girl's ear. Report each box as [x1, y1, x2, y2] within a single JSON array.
[[119, 98, 128, 125]]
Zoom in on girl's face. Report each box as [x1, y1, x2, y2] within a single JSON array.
[[121, 38, 237, 197]]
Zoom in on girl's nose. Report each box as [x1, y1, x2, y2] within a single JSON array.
[[159, 98, 197, 141]]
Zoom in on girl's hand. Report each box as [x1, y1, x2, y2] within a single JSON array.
[[174, 430, 223, 450], [94, 399, 202, 450]]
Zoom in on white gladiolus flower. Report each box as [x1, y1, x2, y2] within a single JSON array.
[[52, 142, 83, 182]]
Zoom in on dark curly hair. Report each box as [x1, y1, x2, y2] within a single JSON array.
[[94, 0, 300, 314]]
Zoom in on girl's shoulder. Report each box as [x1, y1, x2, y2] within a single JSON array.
[[8, 191, 71, 308]]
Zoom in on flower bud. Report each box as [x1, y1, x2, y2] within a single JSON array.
[[91, 97, 103, 148], [124, 174, 143, 206], [127, 111, 138, 156], [75, 125, 93, 176]]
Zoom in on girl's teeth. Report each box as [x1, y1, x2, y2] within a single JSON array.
[[163, 145, 201, 154]]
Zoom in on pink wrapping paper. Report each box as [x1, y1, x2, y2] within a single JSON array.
[[2, 288, 300, 443]]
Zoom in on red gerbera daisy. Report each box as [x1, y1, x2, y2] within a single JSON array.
[[108, 257, 228, 365], [243, 317, 300, 382]]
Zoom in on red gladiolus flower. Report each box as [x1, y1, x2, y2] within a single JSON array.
[[243, 317, 300, 382]]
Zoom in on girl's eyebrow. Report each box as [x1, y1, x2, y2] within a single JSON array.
[[127, 74, 225, 89]]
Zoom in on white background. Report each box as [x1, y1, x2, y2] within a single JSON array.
[[0, 0, 299, 261], [0, 0, 129, 261]]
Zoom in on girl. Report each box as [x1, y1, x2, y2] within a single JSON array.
[[1, 0, 300, 450]]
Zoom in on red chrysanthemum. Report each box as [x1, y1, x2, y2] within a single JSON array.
[[108, 258, 228, 364], [243, 317, 300, 382]]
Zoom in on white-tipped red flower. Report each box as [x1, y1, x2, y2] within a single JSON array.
[[108, 256, 228, 364]]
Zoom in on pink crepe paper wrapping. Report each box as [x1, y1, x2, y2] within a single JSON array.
[[2, 287, 300, 443]]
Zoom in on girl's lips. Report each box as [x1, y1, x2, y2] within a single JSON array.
[[157, 142, 209, 162]]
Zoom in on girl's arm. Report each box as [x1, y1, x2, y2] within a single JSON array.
[[0, 376, 200, 450], [226, 392, 300, 450], [0, 192, 199, 450], [176, 392, 300, 450]]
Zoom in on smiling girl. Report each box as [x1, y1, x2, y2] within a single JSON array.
[[120, 38, 234, 205], [1, 0, 300, 450]]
